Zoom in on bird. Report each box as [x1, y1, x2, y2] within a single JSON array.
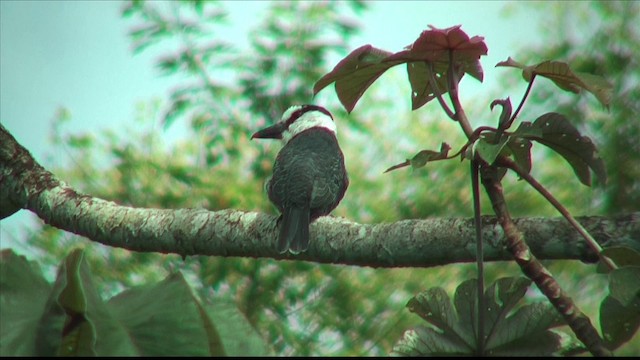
[[251, 104, 349, 254]]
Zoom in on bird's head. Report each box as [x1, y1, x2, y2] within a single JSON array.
[[251, 105, 336, 145]]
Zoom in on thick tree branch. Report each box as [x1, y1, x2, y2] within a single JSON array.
[[1, 124, 639, 268]]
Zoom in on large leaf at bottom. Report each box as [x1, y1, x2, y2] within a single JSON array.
[[0, 249, 267, 356], [52, 249, 140, 356], [0, 250, 54, 356], [393, 277, 564, 356], [108, 272, 225, 356]]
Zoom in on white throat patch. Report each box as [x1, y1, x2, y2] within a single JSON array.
[[281, 108, 337, 144]]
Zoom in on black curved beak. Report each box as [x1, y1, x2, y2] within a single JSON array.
[[251, 122, 285, 140]]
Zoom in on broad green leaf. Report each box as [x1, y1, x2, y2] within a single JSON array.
[[54, 249, 137, 356], [205, 298, 269, 356], [403, 287, 473, 354], [108, 272, 224, 356], [483, 277, 532, 331], [392, 325, 471, 356], [451, 279, 480, 345], [0, 250, 53, 356], [474, 134, 509, 165], [520, 112, 607, 186], [484, 278, 563, 356], [600, 295, 640, 350], [496, 57, 612, 108], [487, 327, 563, 356], [483, 280, 564, 355]]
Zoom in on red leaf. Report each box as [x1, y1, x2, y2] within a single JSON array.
[[313, 45, 399, 113], [405, 25, 488, 63], [314, 26, 487, 113]]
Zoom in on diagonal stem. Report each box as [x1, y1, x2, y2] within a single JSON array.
[[509, 74, 537, 124], [500, 156, 617, 271]]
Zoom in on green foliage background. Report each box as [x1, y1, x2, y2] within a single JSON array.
[[7, 0, 639, 355]]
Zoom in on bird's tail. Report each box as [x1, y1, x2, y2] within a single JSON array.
[[278, 206, 310, 254]]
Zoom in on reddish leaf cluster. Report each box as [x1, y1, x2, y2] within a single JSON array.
[[314, 25, 488, 113]]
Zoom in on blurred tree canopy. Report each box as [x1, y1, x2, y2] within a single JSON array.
[[7, 0, 638, 355]]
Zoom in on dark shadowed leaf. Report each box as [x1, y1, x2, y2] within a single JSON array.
[[519, 112, 607, 186], [393, 277, 563, 356], [608, 266, 640, 307], [509, 122, 539, 174], [508, 138, 533, 174], [483, 278, 564, 356], [496, 57, 612, 108], [393, 287, 472, 355], [600, 295, 640, 350], [393, 325, 471, 356], [601, 246, 640, 269]]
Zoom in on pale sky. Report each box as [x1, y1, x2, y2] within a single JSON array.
[[0, 1, 542, 248]]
